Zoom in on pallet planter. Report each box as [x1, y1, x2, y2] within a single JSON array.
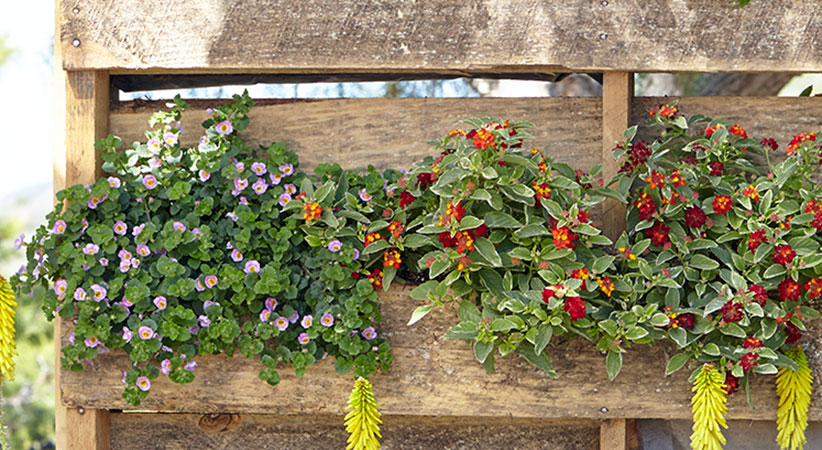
[[48, 1, 822, 448]]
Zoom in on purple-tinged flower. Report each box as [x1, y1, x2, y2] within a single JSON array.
[[68, 332, 75, 345], [285, 184, 297, 195], [327, 240, 343, 253], [184, 361, 198, 371], [233, 177, 249, 192], [138, 326, 154, 340], [278, 193, 292, 207], [216, 120, 233, 135], [108, 177, 121, 188], [203, 301, 219, 311], [192, 228, 203, 239], [90, 284, 107, 302], [204, 275, 218, 289], [227, 242, 234, 250], [352, 249, 360, 261], [132, 224, 145, 237], [148, 157, 162, 169], [160, 359, 171, 375], [251, 162, 267, 175], [279, 164, 294, 176], [362, 327, 377, 340], [265, 297, 278, 311], [188, 325, 200, 335], [121, 296, 134, 307], [320, 314, 334, 327], [143, 175, 158, 190], [87, 197, 100, 209], [99, 257, 109, 267], [301, 315, 313, 328], [153, 296, 167, 311], [119, 249, 132, 261], [122, 327, 133, 343], [269, 173, 283, 185], [13, 233, 24, 250], [74, 287, 87, 301], [55, 279, 68, 296], [84, 336, 99, 348], [81, 219, 89, 233], [298, 333, 310, 345], [235, 161, 245, 173], [147, 138, 161, 153], [198, 315, 211, 328], [136, 376, 151, 391], [198, 169, 211, 182], [173, 221, 186, 233], [238, 196, 249, 205], [136, 244, 150, 256], [131, 258, 141, 269], [195, 278, 206, 292], [289, 310, 299, 324], [259, 309, 271, 322], [274, 317, 289, 331], [113, 220, 127, 235], [163, 131, 178, 146], [231, 249, 243, 262], [359, 188, 372, 202], [53, 220, 67, 235], [82, 243, 99, 255], [252, 179, 268, 195], [244, 260, 261, 274]]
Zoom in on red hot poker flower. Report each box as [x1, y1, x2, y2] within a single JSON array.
[[772, 244, 796, 267], [712, 195, 732, 215], [564, 296, 586, 321], [748, 229, 766, 252], [684, 206, 707, 228], [778, 278, 801, 302]]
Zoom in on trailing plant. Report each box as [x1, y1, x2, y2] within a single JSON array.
[[12, 93, 391, 406]]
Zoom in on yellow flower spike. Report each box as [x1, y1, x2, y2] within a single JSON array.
[[776, 346, 813, 450], [0, 275, 17, 381], [345, 377, 382, 450], [690, 364, 728, 450]]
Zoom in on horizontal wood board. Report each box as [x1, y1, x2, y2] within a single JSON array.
[[60, 284, 822, 420], [109, 414, 600, 450], [62, 1, 821, 72], [110, 97, 603, 173]]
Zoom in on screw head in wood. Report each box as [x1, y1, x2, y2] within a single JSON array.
[[599, 33, 608, 40], [601, 0, 608, 5], [600, 407, 608, 413], [78, 407, 85, 414], [72, 39, 81, 47], [72, 7, 79, 14]]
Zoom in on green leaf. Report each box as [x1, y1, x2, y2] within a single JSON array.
[[720, 323, 746, 338], [490, 318, 517, 332], [409, 281, 438, 300], [689, 254, 719, 270], [534, 325, 553, 355], [669, 327, 687, 348], [458, 300, 482, 323], [518, 345, 557, 377], [665, 353, 690, 376], [484, 211, 523, 228], [763, 264, 786, 279], [799, 85, 813, 97], [474, 237, 502, 267], [403, 234, 431, 249], [459, 216, 484, 230], [515, 224, 550, 239], [299, 177, 314, 198], [592, 256, 615, 274], [702, 343, 720, 356], [624, 326, 648, 341], [606, 351, 623, 381], [474, 340, 493, 363], [362, 239, 389, 255], [407, 304, 435, 326]]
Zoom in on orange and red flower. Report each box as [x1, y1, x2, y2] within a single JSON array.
[[749, 284, 768, 305], [786, 132, 817, 155], [570, 268, 590, 289], [724, 373, 740, 395], [552, 226, 578, 250], [761, 137, 778, 151], [645, 170, 665, 190], [302, 202, 323, 222], [645, 221, 671, 247], [729, 124, 747, 139], [742, 185, 759, 202], [634, 192, 658, 221], [748, 229, 766, 252], [778, 278, 801, 302], [383, 249, 401, 269], [805, 278, 822, 299], [705, 124, 723, 137], [368, 268, 384, 290], [364, 232, 385, 248], [669, 170, 686, 187], [712, 195, 732, 215], [456, 255, 471, 271], [533, 181, 552, 208], [743, 337, 764, 349], [772, 244, 796, 267], [388, 221, 404, 238], [597, 276, 615, 297], [470, 128, 495, 150]]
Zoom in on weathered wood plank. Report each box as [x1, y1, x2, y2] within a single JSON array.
[[600, 419, 627, 450], [58, 68, 112, 448], [61, 0, 821, 73], [109, 413, 600, 450], [109, 97, 603, 173], [601, 72, 632, 241], [58, 283, 822, 420]]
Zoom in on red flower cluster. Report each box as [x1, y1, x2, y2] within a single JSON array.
[[574, 169, 593, 190], [804, 200, 822, 214], [772, 244, 796, 267], [805, 278, 822, 299], [748, 229, 766, 252], [705, 124, 723, 137], [383, 249, 401, 269], [761, 137, 778, 151], [552, 226, 578, 250], [669, 170, 686, 188], [438, 225, 488, 254], [364, 232, 385, 248], [645, 221, 671, 247], [724, 373, 740, 395], [712, 195, 732, 215], [597, 276, 615, 297], [645, 170, 665, 190], [617, 141, 652, 174], [786, 132, 817, 156], [742, 185, 759, 202], [533, 181, 552, 209], [749, 284, 768, 305], [684, 206, 707, 228], [708, 161, 724, 176], [729, 124, 747, 139], [437, 200, 466, 226], [456, 255, 471, 271], [720, 300, 743, 323], [415, 172, 435, 189], [542, 285, 561, 303], [570, 268, 589, 289], [811, 212, 822, 231], [302, 202, 323, 222], [634, 192, 657, 221], [564, 296, 586, 321], [368, 268, 384, 290], [399, 190, 417, 209], [742, 337, 764, 349], [740, 352, 759, 371], [467, 128, 495, 150], [785, 322, 802, 344], [667, 312, 695, 330], [778, 278, 801, 302]]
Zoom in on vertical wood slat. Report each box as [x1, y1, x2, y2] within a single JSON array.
[[600, 71, 633, 241], [55, 1, 112, 439], [599, 71, 633, 449]]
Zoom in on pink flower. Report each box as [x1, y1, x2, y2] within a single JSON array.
[[163, 132, 178, 146], [99, 257, 109, 266], [298, 333, 310, 345], [119, 249, 132, 261], [147, 138, 161, 153], [198, 170, 211, 182], [216, 120, 233, 135], [279, 193, 292, 207], [53, 220, 67, 235], [251, 162, 267, 175], [136, 243, 150, 256], [362, 327, 377, 340], [204, 275, 218, 289], [90, 284, 107, 301], [234, 177, 249, 192], [252, 179, 268, 195], [274, 317, 288, 331], [184, 361, 198, 371], [269, 173, 283, 185], [279, 164, 294, 176], [160, 359, 171, 375], [192, 228, 203, 239], [265, 297, 278, 311], [84, 336, 99, 347], [289, 310, 299, 324], [136, 376, 151, 391], [198, 315, 211, 328], [143, 175, 158, 190], [107, 177, 121, 188], [195, 278, 206, 292], [320, 314, 334, 327], [113, 220, 127, 235], [259, 309, 271, 322], [138, 326, 154, 340], [153, 296, 167, 311], [55, 279, 68, 296], [285, 184, 297, 195], [74, 287, 87, 301], [13, 233, 24, 250], [244, 260, 261, 274], [301, 315, 313, 328], [173, 221, 186, 233], [132, 224, 145, 237], [359, 188, 372, 202], [122, 327, 133, 343], [82, 243, 99, 255], [231, 249, 243, 262], [131, 258, 141, 269]]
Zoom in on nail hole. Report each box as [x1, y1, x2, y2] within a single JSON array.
[[72, 39, 81, 47]]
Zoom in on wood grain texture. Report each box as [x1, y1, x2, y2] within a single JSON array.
[[61, 0, 821, 72], [601, 72, 632, 241], [58, 69, 112, 449], [58, 283, 822, 420], [110, 97, 603, 173], [109, 414, 600, 449], [600, 419, 627, 450]]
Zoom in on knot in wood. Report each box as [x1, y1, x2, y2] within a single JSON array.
[[198, 413, 241, 434]]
